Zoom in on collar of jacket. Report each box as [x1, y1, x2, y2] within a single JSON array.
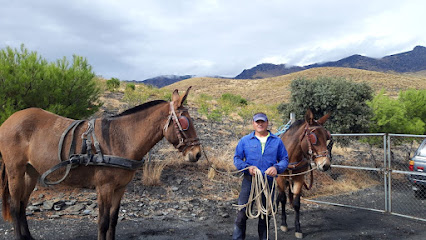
[[249, 130, 278, 139]]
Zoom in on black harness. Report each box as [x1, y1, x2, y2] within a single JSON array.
[[40, 102, 200, 186], [40, 119, 144, 186]]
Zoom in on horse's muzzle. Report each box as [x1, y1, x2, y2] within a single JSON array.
[[315, 157, 331, 171], [184, 146, 202, 162]]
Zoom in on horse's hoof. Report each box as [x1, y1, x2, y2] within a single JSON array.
[[280, 226, 288, 232], [295, 232, 303, 238]]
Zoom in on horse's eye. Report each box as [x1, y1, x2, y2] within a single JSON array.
[[178, 116, 190, 131], [308, 133, 317, 145]]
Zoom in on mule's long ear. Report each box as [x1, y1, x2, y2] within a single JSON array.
[[179, 86, 192, 107], [172, 89, 180, 103], [172, 86, 192, 108], [304, 109, 315, 125], [317, 112, 331, 125]]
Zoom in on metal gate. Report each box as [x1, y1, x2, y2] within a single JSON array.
[[305, 133, 426, 222]]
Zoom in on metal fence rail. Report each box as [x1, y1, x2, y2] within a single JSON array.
[[305, 133, 426, 222]]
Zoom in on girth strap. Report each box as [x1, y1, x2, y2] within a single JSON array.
[[45, 120, 84, 185], [40, 119, 144, 186], [40, 154, 144, 185], [58, 120, 85, 161]]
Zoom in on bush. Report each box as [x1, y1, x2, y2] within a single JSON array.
[[126, 83, 135, 91], [279, 77, 374, 133], [219, 93, 247, 106], [368, 89, 426, 134], [106, 77, 120, 91], [0, 44, 102, 123]]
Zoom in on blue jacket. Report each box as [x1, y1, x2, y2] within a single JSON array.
[[234, 131, 289, 176]]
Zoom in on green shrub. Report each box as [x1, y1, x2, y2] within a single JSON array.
[[106, 77, 120, 91], [126, 83, 135, 91], [219, 93, 247, 106], [278, 77, 373, 133], [368, 89, 426, 134], [207, 109, 222, 122], [0, 44, 101, 123]]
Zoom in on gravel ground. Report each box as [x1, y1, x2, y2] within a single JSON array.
[[1, 106, 425, 240], [1, 163, 425, 240]]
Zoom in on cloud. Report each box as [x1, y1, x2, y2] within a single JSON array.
[[1, 0, 425, 80]]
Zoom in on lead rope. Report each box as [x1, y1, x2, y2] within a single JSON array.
[[201, 146, 319, 240], [233, 168, 279, 240]]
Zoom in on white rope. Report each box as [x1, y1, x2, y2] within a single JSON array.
[[233, 168, 278, 240], [277, 164, 318, 177]]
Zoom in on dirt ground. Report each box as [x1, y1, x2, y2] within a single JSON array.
[[1, 163, 425, 240], [1, 103, 425, 240], [1, 203, 425, 240]]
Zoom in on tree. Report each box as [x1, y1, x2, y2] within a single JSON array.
[[0, 44, 102, 123], [278, 77, 374, 133], [368, 89, 426, 134]]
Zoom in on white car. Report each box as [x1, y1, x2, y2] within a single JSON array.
[[408, 138, 426, 198]]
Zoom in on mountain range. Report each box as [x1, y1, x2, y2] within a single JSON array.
[[126, 75, 194, 88], [235, 45, 426, 79], [137, 46, 426, 87]]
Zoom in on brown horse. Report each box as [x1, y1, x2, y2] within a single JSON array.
[[276, 109, 332, 239], [0, 87, 201, 240]]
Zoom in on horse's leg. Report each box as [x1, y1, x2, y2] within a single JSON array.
[[7, 162, 35, 240], [17, 164, 39, 239], [292, 177, 304, 239], [97, 186, 113, 240], [276, 177, 288, 232], [106, 187, 126, 240]]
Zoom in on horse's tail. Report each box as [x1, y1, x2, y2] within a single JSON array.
[[0, 156, 12, 221]]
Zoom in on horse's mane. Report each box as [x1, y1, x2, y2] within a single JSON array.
[[112, 100, 167, 118], [285, 119, 305, 135]]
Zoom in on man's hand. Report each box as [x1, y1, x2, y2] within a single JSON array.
[[265, 166, 277, 177], [248, 166, 258, 176]]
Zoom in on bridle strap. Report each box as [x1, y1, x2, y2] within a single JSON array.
[[163, 102, 200, 152], [301, 125, 331, 161]]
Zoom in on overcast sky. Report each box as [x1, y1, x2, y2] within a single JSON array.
[[1, 0, 425, 80]]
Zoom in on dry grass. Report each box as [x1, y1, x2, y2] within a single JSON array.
[[164, 67, 426, 105], [141, 145, 185, 186], [330, 145, 348, 156], [306, 169, 381, 198], [199, 140, 239, 181], [142, 160, 168, 186]]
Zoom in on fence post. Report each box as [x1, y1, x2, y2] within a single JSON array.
[[387, 134, 393, 213], [290, 112, 295, 124], [383, 133, 388, 212]]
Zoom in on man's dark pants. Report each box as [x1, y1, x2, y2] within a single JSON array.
[[232, 175, 274, 240]]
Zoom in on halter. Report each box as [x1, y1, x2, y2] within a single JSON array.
[[300, 124, 333, 162], [163, 102, 200, 152]]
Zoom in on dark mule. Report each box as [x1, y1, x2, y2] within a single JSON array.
[[0, 87, 201, 240], [276, 109, 332, 238]]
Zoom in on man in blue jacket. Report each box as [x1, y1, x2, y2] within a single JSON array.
[[233, 112, 289, 240]]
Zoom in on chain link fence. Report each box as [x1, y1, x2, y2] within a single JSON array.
[[305, 133, 426, 222]]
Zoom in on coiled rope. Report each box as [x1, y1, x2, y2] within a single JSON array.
[[233, 168, 278, 240], [201, 146, 319, 240]]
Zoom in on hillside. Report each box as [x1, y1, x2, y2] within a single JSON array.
[[164, 67, 426, 105], [128, 75, 194, 88], [235, 46, 426, 79]]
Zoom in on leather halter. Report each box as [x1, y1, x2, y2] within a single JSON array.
[[163, 102, 200, 152], [300, 124, 333, 162]]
